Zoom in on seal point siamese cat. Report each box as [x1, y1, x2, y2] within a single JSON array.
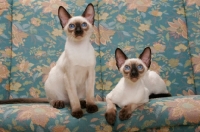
[[105, 47, 171, 125], [0, 3, 98, 119]]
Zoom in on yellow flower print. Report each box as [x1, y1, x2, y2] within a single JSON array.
[[30, 87, 41, 98], [13, 14, 24, 21], [126, 0, 152, 12], [164, 79, 171, 87], [31, 17, 41, 27], [103, 0, 115, 4], [106, 57, 117, 70], [150, 61, 161, 74], [151, 10, 162, 17], [187, 0, 200, 6], [42, 62, 56, 82], [168, 18, 188, 39], [169, 58, 179, 68], [156, 127, 170, 132], [91, 25, 115, 45], [0, 47, 16, 58], [124, 127, 139, 132], [19, 0, 32, 6], [10, 82, 21, 92], [0, 62, 10, 83], [52, 29, 63, 37], [177, 8, 185, 15], [0, 27, 4, 35], [16, 105, 60, 127], [165, 98, 200, 123], [42, 0, 68, 15], [0, 0, 10, 15], [12, 25, 28, 47], [183, 89, 195, 96], [75, 0, 85, 6], [138, 24, 150, 31], [191, 55, 200, 73], [0, 128, 9, 132], [96, 81, 103, 90], [174, 44, 187, 52], [95, 123, 112, 132], [103, 81, 113, 90], [17, 60, 33, 73], [117, 14, 127, 23], [6, 14, 12, 21], [99, 13, 109, 20], [151, 42, 166, 53], [52, 125, 70, 132]]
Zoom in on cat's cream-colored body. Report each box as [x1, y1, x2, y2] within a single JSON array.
[[105, 47, 170, 125], [45, 32, 96, 106], [107, 77, 149, 108]]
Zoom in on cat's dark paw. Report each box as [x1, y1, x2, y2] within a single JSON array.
[[71, 109, 83, 119], [105, 110, 116, 125], [80, 100, 86, 109], [52, 100, 65, 109], [86, 104, 98, 113], [119, 106, 132, 121]]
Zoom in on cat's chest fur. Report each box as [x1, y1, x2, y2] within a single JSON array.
[[64, 39, 96, 67], [109, 78, 149, 108]]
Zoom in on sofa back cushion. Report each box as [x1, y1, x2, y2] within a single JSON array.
[[98, 0, 196, 99], [9, 0, 101, 99], [184, 0, 200, 94], [0, 0, 12, 99]]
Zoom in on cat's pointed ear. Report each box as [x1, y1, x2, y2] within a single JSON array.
[[115, 48, 128, 70], [82, 3, 95, 25], [139, 47, 151, 69], [58, 6, 71, 28]]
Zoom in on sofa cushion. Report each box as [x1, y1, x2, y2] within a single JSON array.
[[0, 102, 111, 131], [1, 96, 200, 131], [97, 0, 196, 98], [0, 0, 12, 100], [9, 0, 102, 99], [184, 0, 200, 94], [112, 95, 200, 131]]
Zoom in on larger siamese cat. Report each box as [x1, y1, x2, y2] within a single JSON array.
[[0, 3, 98, 119], [105, 47, 171, 125]]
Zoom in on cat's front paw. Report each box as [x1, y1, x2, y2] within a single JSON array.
[[86, 104, 98, 113], [105, 109, 116, 125], [71, 109, 83, 119], [51, 100, 65, 109], [80, 100, 86, 109], [119, 105, 132, 121]]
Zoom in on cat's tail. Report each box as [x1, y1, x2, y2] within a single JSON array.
[[149, 93, 172, 99], [0, 98, 48, 104]]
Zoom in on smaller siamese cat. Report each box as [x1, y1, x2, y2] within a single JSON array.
[[0, 3, 98, 119], [105, 47, 171, 125]]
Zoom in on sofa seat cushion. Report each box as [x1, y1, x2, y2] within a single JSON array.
[[1, 95, 200, 131], [112, 95, 200, 131]]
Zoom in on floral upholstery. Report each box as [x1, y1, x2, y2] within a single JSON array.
[[184, 0, 200, 94], [0, 0, 12, 100], [98, 0, 195, 98], [1, 0, 200, 131]]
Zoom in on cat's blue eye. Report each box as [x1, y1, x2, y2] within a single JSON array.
[[124, 65, 130, 71], [137, 65, 143, 71], [69, 24, 75, 29], [81, 22, 87, 28]]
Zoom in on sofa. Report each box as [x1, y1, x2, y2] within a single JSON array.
[[1, 0, 200, 131]]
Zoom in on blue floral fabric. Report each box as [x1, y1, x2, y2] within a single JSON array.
[[0, 0, 12, 100], [184, 0, 200, 94], [97, 0, 195, 98], [0, 0, 200, 131], [9, 0, 102, 100]]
